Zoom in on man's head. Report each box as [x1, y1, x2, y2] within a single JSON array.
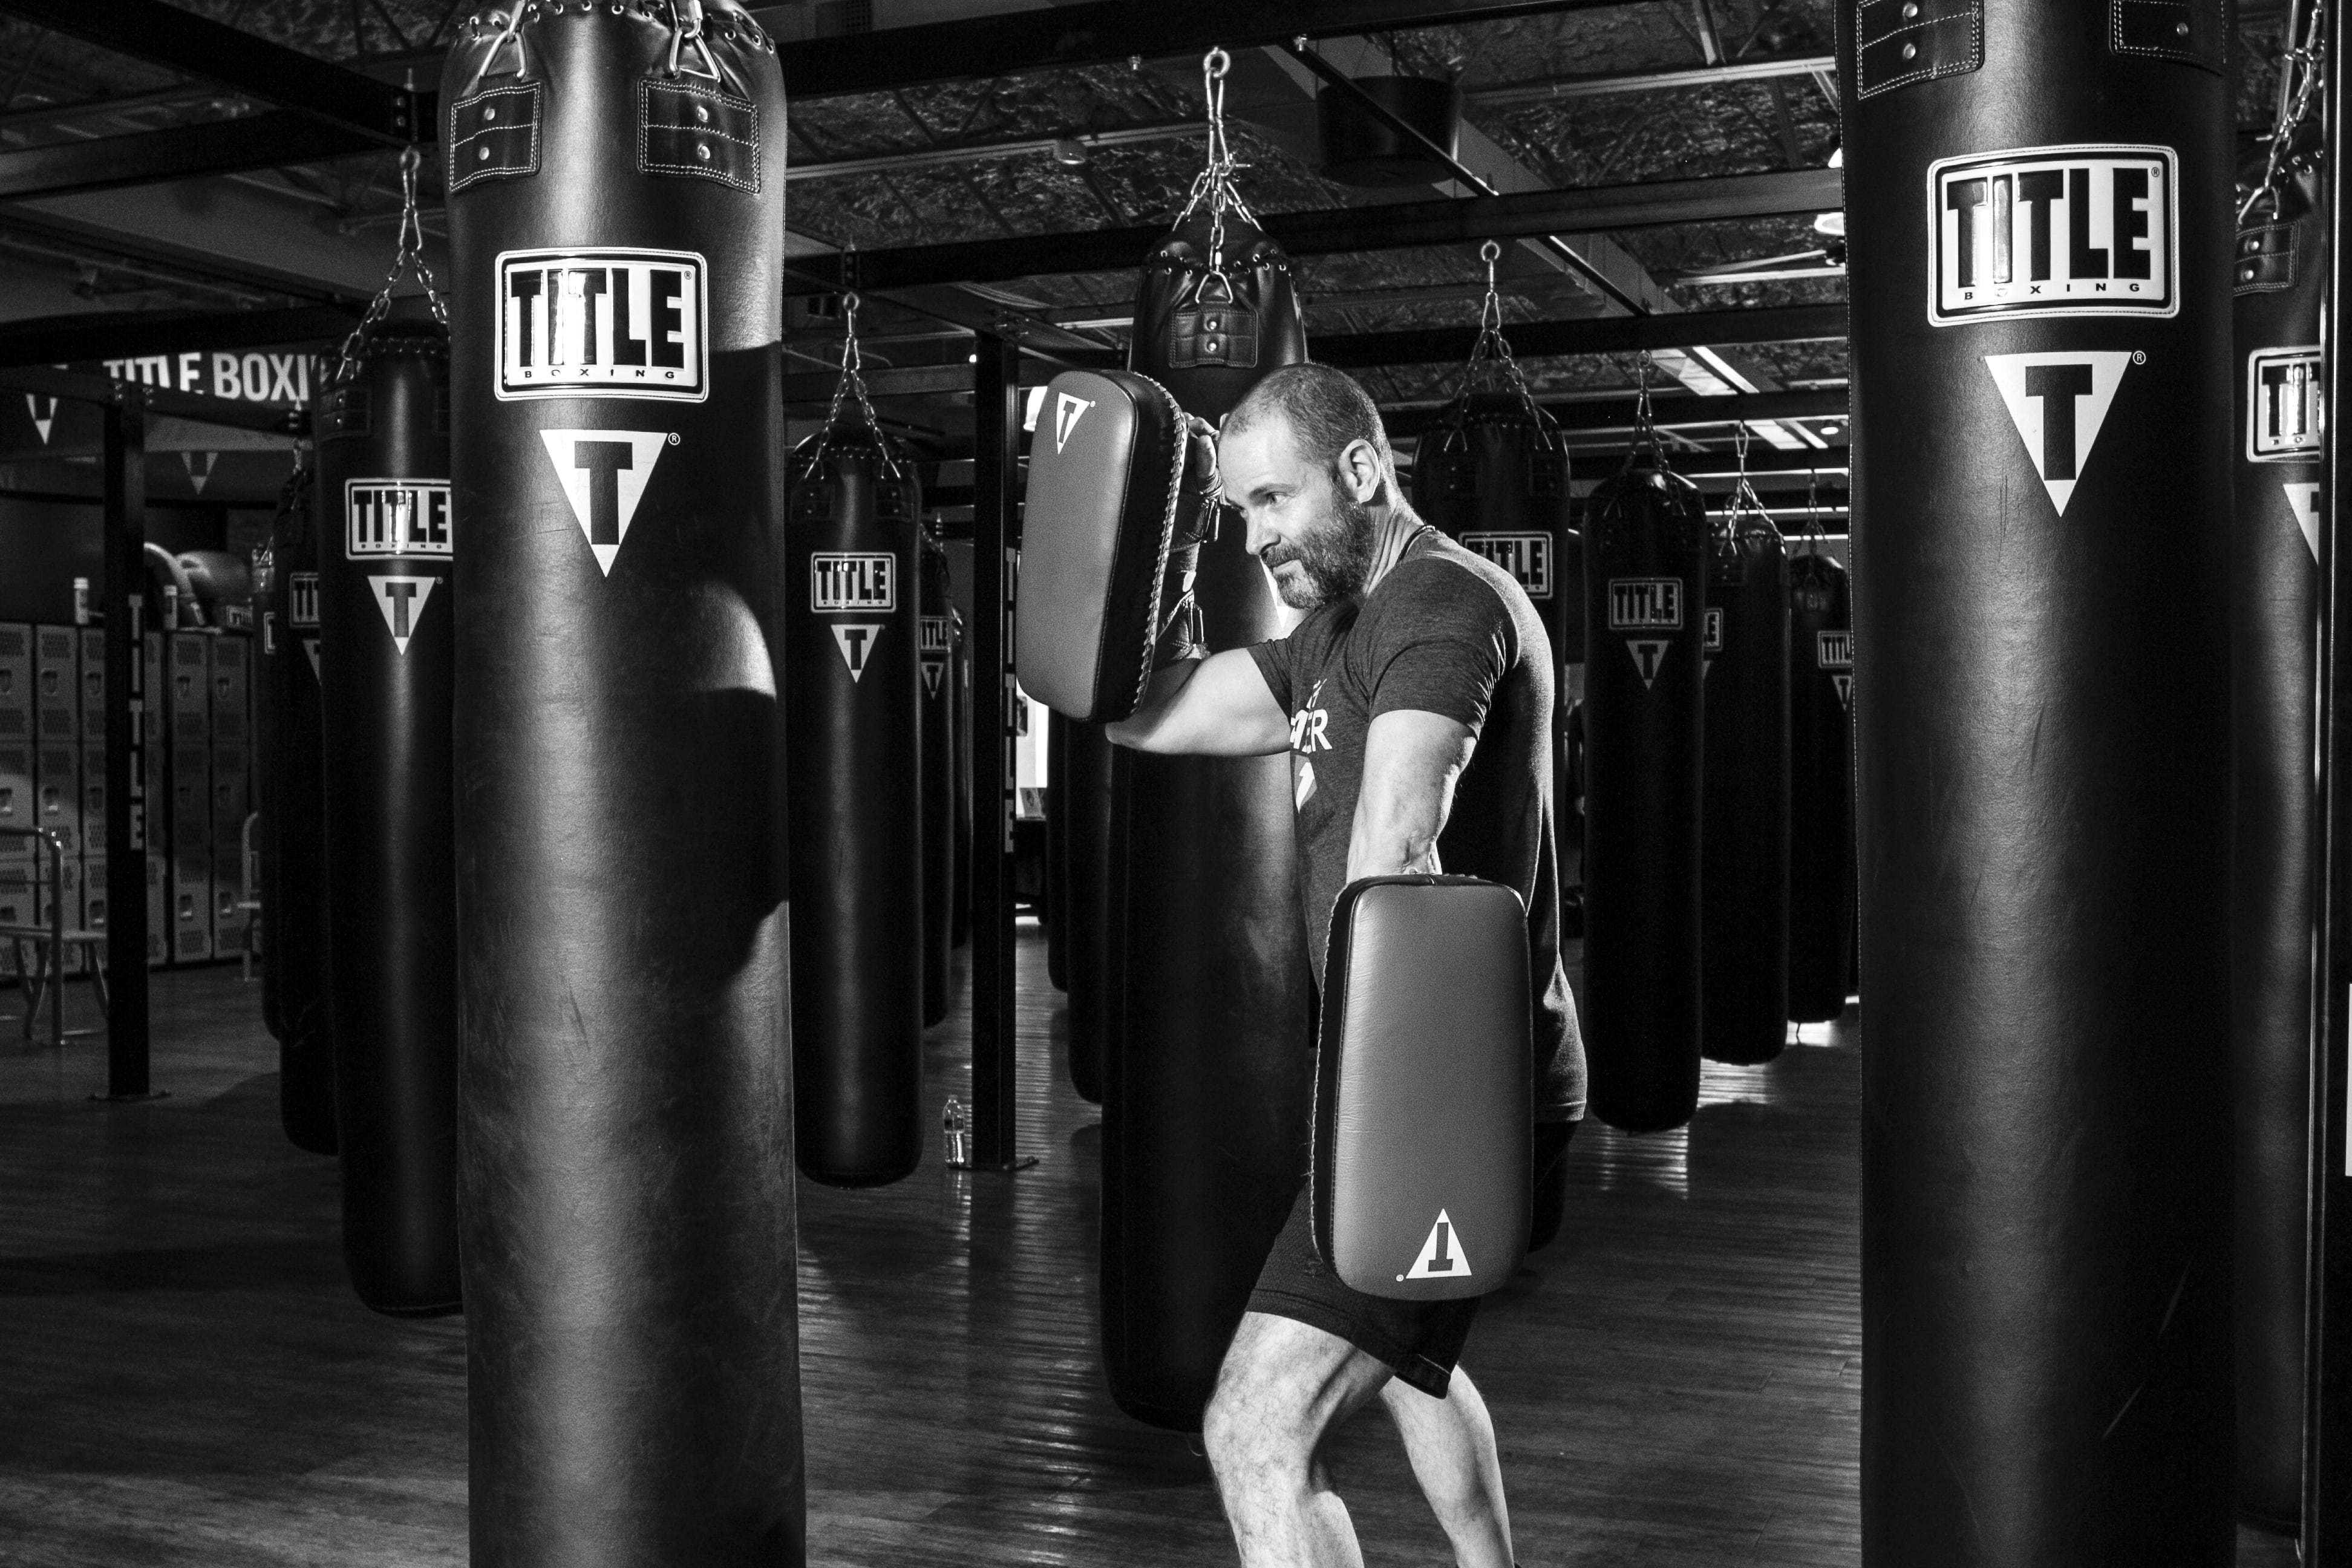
[[1218, 364, 1397, 610]]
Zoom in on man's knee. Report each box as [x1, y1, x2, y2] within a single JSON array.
[[1206, 1312, 1383, 1489]]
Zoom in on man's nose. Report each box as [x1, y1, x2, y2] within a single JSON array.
[[1242, 511, 1276, 559]]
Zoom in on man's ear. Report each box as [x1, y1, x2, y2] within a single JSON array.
[[1337, 438, 1383, 501]]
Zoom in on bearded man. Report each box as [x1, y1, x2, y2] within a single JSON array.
[[1107, 362, 1585, 1568]]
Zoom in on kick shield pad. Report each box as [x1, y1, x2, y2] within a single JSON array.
[[1313, 876, 1531, 1302], [1015, 369, 1187, 723]]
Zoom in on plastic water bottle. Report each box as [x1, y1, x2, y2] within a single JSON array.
[[942, 1097, 970, 1169]]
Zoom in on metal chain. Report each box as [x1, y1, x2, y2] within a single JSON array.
[[1462, 239, 1539, 405], [1627, 351, 1664, 462], [2242, 0, 2327, 224], [330, 146, 448, 386], [1177, 48, 1257, 274], [806, 290, 903, 479], [1724, 419, 1772, 531]]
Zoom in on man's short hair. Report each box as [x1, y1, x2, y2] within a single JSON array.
[[1223, 363, 1394, 480]]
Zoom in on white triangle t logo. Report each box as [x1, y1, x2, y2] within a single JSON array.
[[1626, 638, 1670, 688], [1054, 392, 1094, 453], [539, 430, 672, 575], [1984, 351, 2135, 517], [302, 637, 320, 679], [370, 575, 437, 655], [831, 623, 883, 681], [1402, 1209, 1473, 1282], [2285, 482, 2322, 563], [26, 393, 54, 444]]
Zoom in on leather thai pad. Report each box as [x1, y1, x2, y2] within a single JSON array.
[[1015, 369, 1184, 723], [1313, 876, 1532, 1301]]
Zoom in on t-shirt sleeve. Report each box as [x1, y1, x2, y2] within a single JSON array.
[[1245, 635, 1295, 713], [1361, 560, 1515, 734]]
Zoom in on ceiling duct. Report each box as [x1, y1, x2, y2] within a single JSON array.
[[1316, 76, 1463, 188]]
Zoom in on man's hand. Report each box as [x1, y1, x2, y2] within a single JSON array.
[[1347, 709, 1475, 880]]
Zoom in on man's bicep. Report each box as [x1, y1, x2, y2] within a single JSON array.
[[1107, 647, 1289, 756]]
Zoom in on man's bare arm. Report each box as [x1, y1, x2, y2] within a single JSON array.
[[1347, 709, 1476, 880], [1105, 648, 1292, 757]]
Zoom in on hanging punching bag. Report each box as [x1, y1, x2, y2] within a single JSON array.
[[786, 414, 925, 1186], [315, 301, 459, 1317], [2230, 136, 2325, 1534], [259, 464, 336, 1155], [1063, 719, 1115, 1105], [920, 529, 956, 1028], [1408, 382, 1578, 1241], [1580, 448, 1706, 1132], [1842, 0, 2235, 1558], [443, 7, 803, 1563], [1045, 712, 1069, 993], [1786, 547, 1854, 1023], [1105, 168, 1313, 1426], [1699, 507, 1790, 1065], [952, 602, 972, 950]]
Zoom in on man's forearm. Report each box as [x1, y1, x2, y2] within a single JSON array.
[[1104, 661, 1202, 753]]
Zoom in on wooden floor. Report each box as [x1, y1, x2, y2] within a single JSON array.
[[0, 936, 2298, 1567]]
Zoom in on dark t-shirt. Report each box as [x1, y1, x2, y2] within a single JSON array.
[[1246, 528, 1585, 1122]]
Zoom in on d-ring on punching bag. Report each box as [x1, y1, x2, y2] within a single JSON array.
[[1843, 0, 2235, 1558], [443, 5, 803, 1563]]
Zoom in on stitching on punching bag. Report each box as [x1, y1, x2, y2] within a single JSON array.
[[638, 80, 761, 192], [2109, 0, 2225, 73], [446, 84, 540, 191], [1854, 0, 1981, 99], [2233, 222, 2301, 296]]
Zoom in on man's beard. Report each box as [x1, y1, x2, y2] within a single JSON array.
[[1264, 488, 1377, 609]]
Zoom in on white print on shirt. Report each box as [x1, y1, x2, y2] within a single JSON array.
[[1289, 678, 1333, 754]]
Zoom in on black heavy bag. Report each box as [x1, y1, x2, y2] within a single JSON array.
[[1062, 720, 1115, 1106], [1580, 451, 1706, 1132], [442, 8, 803, 1564], [1409, 389, 1580, 839], [2230, 146, 2325, 1533], [1841, 2, 2235, 1560], [1045, 711, 1068, 993], [1313, 876, 1531, 1300], [919, 529, 956, 1027], [1699, 509, 1790, 1065], [952, 603, 972, 949], [1785, 549, 1855, 1022], [1106, 207, 1313, 1429], [315, 304, 459, 1316], [786, 421, 924, 1186], [260, 466, 338, 1154]]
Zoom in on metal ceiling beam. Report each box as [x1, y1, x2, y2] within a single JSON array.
[[790, 168, 1843, 292], [788, 119, 1196, 181], [0, 110, 382, 202], [1312, 302, 1846, 365], [1466, 52, 1838, 105], [0, 0, 423, 142], [1383, 387, 1847, 435], [780, 0, 1630, 100], [0, 302, 357, 368], [0, 361, 299, 433]]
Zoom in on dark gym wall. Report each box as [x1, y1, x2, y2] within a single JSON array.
[[0, 498, 229, 623]]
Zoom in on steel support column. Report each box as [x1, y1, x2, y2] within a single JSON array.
[[969, 332, 1027, 1169], [99, 389, 154, 1101]]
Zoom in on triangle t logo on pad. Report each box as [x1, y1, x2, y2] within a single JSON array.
[[1983, 351, 2135, 517], [2284, 483, 2322, 563], [1400, 1209, 1473, 1282], [370, 575, 438, 655], [538, 429, 673, 575], [1054, 391, 1094, 453], [1625, 638, 1670, 688]]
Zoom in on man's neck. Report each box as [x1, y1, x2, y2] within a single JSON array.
[[1360, 500, 1425, 598]]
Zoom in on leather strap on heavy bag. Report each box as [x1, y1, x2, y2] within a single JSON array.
[[443, 7, 802, 1563], [920, 529, 957, 1027], [259, 463, 336, 1155], [2230, 50, 2327, 1531], [316, 284, 459, 1319], [1579, 405, 1706, 1134], [1785, 542, 1854, 1024], [1313, 876, 1530, 1301], [1842, 0, 2235, 1557], [787, 325, 926, 1187], [1103, 48, 1315, 1430], [1699, 458, 1790, 1066]]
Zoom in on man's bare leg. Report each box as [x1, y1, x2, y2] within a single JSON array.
[[1378, 1368, 1515, 1567], [1203, 1311, 1394, 1568]]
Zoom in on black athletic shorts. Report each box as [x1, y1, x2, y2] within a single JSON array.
[[1245, 1120, 1576, 1398]]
